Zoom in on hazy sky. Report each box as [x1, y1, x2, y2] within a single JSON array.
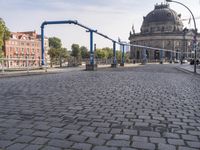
[[1, 0, 200, 50]]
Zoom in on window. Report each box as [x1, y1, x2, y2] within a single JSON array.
[[16, 48, 18, 53]]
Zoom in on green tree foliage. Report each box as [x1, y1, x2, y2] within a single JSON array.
[[95, 49, 106, 59], [116, 50, 122, 63], [49, 37, 62, 49], [59, 48, 68, 58], [0, 18, 10, 58], [48, 37, 68, 67], [0, 50, 3, 58], [80, 46, 89, 59], [102, 47, 113, 59], [71, 44, 81, 58], [95, 47, 113, 59]]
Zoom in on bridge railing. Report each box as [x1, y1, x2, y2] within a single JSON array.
[[0, 57, 47, 74]]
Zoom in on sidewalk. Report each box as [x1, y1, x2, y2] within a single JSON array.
[[176, 64, 200, 75], [0, 67, 84, 78]]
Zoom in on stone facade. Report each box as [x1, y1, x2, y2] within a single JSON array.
[[129, 4, 200, 62]]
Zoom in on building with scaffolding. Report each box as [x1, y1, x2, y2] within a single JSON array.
[[129, 3, 200, 62]]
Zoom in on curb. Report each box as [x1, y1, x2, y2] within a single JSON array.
[[175, 66, 200, 76], [0, 71, 58, 78]]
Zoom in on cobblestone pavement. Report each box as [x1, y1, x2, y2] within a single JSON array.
[[0, 64, 200, 150]]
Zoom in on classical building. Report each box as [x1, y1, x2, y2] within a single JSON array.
[[129, 3, 200, 62], [4, 31, 49, 68]]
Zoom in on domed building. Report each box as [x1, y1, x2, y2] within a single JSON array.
[[129, 3, 200, 62]]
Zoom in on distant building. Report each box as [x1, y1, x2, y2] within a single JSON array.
[[129, 3, 200, 62], [4, 31, 49, 68]]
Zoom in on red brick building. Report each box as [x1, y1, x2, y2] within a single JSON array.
[[4, 31, 49, 68]]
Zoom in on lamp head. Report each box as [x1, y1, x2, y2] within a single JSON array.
[[166, 0, 172, 2]]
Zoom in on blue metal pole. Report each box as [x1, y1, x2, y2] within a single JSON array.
[[113, 41, 116, 64], [90, 31, 94, 65], [41, 26, 45, 65], [122, 44, 125, 64]]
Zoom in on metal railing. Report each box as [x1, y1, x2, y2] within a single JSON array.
[[0, 57, 48, 74]]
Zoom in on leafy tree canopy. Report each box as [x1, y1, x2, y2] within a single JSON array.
[[80, 46, 89, 59], [49, 37, 62, 49], [0, 18, 10, 58], [95, 49, 106, 59], [71, 44, 81, 58]]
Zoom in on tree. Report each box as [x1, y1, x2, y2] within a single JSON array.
[[80, 46, 89, 59], [49, 37, 62, 49], [48, 37, 66, 67], [71, 44, 81, 58], [0, 50, 3, 58], [48, 37, 62, 65], [116, 50, 122, 63], [58, 48, 68, 67], [95, 49, 106, 59], [0, 18, 10, 58], [48, 47, 68, 67], [102, 47, 113, 59]]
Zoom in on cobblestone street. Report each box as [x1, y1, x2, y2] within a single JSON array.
[[0, 64, 200, 150]]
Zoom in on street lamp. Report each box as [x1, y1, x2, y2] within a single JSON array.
[[166, 0, 197, 73]]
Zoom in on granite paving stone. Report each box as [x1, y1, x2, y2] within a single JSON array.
[[72, 143, 92, 150], [6, 143, 28, 150], [106, 140, 130, 147], [87, 137, 106, 145], [158, 143, 176, 150], [48, 139, 73, 148], [31, 137, 49, 145], [0, 140, 13, 149], [186, 141, 200, 148], [131, 141, 156, 150], [0, 64, 200, 149], [23, 144, 43, 150], [14, 135, 35, 143]]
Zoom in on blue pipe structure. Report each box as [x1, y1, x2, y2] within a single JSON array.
[[41, 20, 180, 67], [41, 20, 119, 66], [89, 31, 94, 65], [41, 20, 98, 65], [113, 41, 116, 65], [41, 20, 78, 65]]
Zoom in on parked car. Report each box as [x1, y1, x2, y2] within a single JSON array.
[[182, 59, 188, 64], [174, 59, 180, 63]]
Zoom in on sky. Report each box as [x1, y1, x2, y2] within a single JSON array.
[[1, 0, 200, 50]]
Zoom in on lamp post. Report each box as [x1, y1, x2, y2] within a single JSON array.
[[166, 0, 197, 73]]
